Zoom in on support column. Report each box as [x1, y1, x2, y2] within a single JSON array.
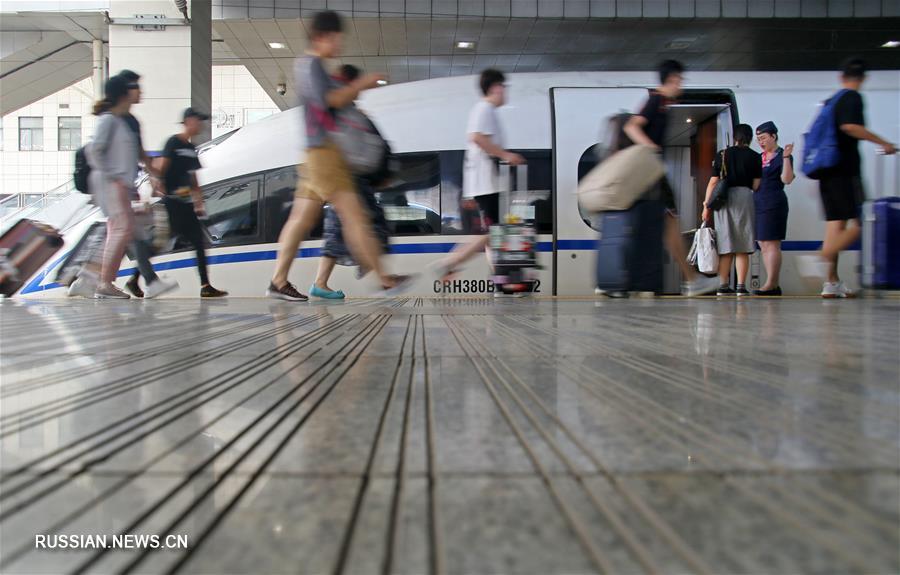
[[107, 0, 211, 150], [92, 39, 104, 101]]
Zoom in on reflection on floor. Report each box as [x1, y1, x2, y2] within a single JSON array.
[[0, 297, 898, 574]]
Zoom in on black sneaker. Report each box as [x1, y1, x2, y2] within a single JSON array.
[[125, 276, 144, 298], [201, 284, 229, 298], [266, 281, 308, 302], [717, 286, 735, 296], [735, 285, 751, 297], [753, 287, 782, 296]]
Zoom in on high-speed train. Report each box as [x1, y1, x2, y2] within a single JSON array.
[[17, 70, 900, 298]]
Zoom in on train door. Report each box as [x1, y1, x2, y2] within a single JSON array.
[[550, 87, 647, 295], [661, 102, 732, 292], [552, 87, 737, 295]]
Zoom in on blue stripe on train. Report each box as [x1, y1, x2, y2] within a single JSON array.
[[19, 238, 857, 295]]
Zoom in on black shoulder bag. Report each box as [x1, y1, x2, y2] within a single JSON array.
[[706, 149, 730, 211]]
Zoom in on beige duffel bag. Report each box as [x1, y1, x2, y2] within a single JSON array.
[[577, 145, 666, 212]]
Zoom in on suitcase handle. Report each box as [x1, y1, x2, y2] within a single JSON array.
[[498, 162, 529, 222], [873, 150, 898, 199]]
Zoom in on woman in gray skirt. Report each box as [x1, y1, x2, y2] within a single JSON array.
[[702, 124, 762, 296]]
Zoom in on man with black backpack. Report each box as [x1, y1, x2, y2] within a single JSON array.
[[622, 60, 718, 297], [798, 58, 896, 298]]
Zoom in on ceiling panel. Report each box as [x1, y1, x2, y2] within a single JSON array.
[[213, 14, 900, 110]]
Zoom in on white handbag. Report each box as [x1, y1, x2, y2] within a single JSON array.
[[687, 223, 719, 274], [576, 144, 666, 212]]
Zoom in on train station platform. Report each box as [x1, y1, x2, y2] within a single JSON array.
[[1, 297, 898, 574]]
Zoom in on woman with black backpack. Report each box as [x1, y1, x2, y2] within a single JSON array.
[[702, 124, 762, 296]]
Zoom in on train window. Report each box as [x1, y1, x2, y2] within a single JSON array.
[[378, 153, 442, 235], [263, 166, 323, 241], [202, 178, 261, 245], [438, 151, 465, 235]]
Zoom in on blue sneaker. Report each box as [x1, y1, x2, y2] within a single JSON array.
[[309, 284, 345, 300]]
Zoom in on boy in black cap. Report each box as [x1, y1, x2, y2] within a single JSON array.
[[155, 108, 227, 297]]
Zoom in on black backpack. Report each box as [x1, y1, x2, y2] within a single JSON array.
[[73, 146, 91, 193]]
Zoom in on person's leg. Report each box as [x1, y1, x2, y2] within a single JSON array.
[[664, 214, 696, 281], [717, 253, 734, 286], [759, 240, 782, 289], [441, 192, 498, 274], [100, 211, 133, 284], [329, 191, 391, 284], [271, 197, 324, 288], [821, 218, 860, 281], [735, 253, 750, 285], [821, 220, 850, 283], [444, 236, 491, 271], [130, 239, 158, 284], [314, 256, 338, 290]]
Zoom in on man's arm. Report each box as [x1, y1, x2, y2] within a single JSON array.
[[190, 173, 205, 214], [839, 124, 897, 155], [623, 115, 658, 150], [471, 133, 524, 165], [325, 73, 386, 109]]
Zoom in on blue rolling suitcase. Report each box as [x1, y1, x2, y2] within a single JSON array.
[[861, 156, 900, 290], [595, 199, 665, 296], [862, 197, 900, 289]]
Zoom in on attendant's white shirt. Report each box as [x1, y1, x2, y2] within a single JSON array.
[[462, 100, 504, 199]]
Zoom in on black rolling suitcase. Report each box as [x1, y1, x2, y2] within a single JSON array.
[[595, 199, 665, 296]]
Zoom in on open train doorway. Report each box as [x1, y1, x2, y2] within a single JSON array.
[[554, 87, 736, 295], [661, 100, 733, 291]]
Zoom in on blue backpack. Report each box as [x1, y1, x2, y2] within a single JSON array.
[[801, 89, 849, 179]]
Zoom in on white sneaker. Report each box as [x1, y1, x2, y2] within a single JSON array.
[[683, 276, 719, 297], [376, 274, 416, 297], [821, 281, 856, 299], [68, 275, 97, 298], [144, 277, 179, 299], [94, 283, 130, 299], [797, 254, 830, 280]]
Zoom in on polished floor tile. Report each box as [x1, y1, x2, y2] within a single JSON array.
[[1, 297, 898, 574]]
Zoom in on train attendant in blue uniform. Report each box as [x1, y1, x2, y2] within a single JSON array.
[[753, 121, 794, 296]]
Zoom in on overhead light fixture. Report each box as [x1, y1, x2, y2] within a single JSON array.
[[456, 41, 475, 49], [882, 40, 900, 48], [686, 118, 692, 123], [665, 37, 697, 50], [268, 42, 286, 49]]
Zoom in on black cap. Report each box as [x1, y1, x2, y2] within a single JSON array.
[[103, 75, 130, 103], [117, 69, 141, 82], [756, 121, 778, 136], [182, 107, 210, 122]]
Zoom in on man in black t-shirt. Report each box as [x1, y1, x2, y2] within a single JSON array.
[[156, 108, 228, 298], [799, 59, 896, 298], [622, 60, 718, 297]]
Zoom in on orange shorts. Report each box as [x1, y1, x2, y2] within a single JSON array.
[[295, 141, 354, 202]]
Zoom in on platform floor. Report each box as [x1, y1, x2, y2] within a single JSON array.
[[0, 297, 898, 574]]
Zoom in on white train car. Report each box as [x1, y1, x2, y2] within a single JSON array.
[[18, 70, 900, 298]]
